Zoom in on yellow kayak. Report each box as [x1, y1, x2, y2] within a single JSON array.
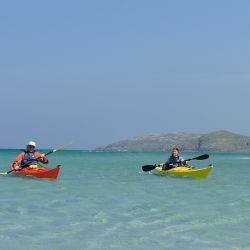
[[152, 164, 213, 178]]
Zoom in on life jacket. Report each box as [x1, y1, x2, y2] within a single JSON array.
[[21, 150, 38, 166], [167, 155, 184, 166]]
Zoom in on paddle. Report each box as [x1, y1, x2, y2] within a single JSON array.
[[0, 143, 70, 176], [141, 154, 209, 172]]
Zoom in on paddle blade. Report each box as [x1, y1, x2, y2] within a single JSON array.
[[186, 154, 209, 161], [193, 154, 209, 160], [142, 164, 157, 172]]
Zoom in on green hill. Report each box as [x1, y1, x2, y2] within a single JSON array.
[[97, 130, 250, 152]]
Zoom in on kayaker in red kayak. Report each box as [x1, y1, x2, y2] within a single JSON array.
[[162, 147, 186, 170], [12, 141, 49, 170]]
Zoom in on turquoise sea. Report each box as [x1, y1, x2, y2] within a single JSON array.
[[1, 150, 250, 250]]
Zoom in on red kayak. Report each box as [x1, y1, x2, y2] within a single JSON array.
[[10, 165, 61, 180]]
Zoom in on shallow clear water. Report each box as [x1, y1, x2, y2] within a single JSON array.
[[1, 150, 250, 250]]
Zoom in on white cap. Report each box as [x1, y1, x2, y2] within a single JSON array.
[[27, 141, 36, 147]]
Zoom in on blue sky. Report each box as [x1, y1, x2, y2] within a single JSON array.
[[1, 1, 250, 149]]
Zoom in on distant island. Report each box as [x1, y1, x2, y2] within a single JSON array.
[[97, 130, 250, 152]]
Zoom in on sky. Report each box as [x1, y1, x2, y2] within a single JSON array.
[[1, 0, 250, 149]]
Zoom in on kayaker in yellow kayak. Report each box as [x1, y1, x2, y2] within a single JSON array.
[[162, 147, 186, 170], [12, 141, 49, 170]]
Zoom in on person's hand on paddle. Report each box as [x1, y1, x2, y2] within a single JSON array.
[[13, 161, 22, 170], [183, 160, 188, 165], [37, 154, 49, 164]]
